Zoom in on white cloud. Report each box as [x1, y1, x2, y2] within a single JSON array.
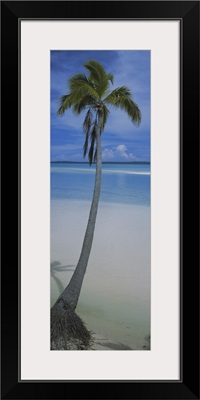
[[102, 144, 137, 161], [116, 144, 127, 152], [116, 145, 128, 159], [102, 148, 115, 160]]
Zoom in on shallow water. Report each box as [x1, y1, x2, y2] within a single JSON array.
[[51, 162, 150, 206]]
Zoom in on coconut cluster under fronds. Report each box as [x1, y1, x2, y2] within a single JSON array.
[[51, 302, 92, 350]]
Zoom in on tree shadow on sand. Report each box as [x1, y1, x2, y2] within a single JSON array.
[[51, 261, 75, 294]]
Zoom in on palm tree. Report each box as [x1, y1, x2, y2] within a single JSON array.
[[52, 60, 141, 314]]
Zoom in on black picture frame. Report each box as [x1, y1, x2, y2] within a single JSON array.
[[1, 1, 199, 399]]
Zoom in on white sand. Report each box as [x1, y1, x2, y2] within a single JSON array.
[[51, 200, 150, 350]]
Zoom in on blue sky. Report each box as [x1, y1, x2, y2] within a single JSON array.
[[51, 50, 150, 162]]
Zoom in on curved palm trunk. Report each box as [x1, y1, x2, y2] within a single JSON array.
[[54, 114, 103, 311]]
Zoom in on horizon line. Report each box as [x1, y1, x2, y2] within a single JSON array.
[[51, 161, 150, 164]]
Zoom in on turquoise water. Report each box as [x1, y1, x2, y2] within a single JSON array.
[[51, 162, 150, 206]]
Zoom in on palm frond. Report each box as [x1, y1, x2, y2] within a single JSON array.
[[84, 60, 113, 98], [84, 60, 107, 84], [69, 73, 89, 90], [57, 94, 73, 115], [73, 95, 96, 115], [104, 86, 141, 125], [83, 109, 93, 158], [101, 104, 110, 132], [83, 129, 90, 159], [70, 83, 98, 103], [104, 86, 132, 103], [93, 148, 97, 163], [57, 61, 142, 164], [122, 98, 142, 125], [68, 72, 99, 102], [88, 123, 97, 165]]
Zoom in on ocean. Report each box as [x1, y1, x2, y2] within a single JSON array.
[[51, 162, 150, 206], [51, 162, 151, 349]]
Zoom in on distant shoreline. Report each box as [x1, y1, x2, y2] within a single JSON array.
[[51, 161, 150, 164]]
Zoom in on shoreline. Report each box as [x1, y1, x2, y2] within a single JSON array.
[[51, 198, 150, 210]]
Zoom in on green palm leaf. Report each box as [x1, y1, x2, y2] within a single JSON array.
[[84, 60, 114, 98], [84, 60, 107, 84], [83, 109, 93, 158], [57, 60, 141, 163], [88, 123, 97, 165], [104, 86, 141, 125], [69, 73, 89, 90], [57, 94, 73, 115], [73, 95, 96, 115], [101, 104, 110, 132]]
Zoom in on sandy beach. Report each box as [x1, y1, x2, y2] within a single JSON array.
[[51, 199, 150, 350]]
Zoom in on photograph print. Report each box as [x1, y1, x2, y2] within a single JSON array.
[[50, 50, 150, 351]]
